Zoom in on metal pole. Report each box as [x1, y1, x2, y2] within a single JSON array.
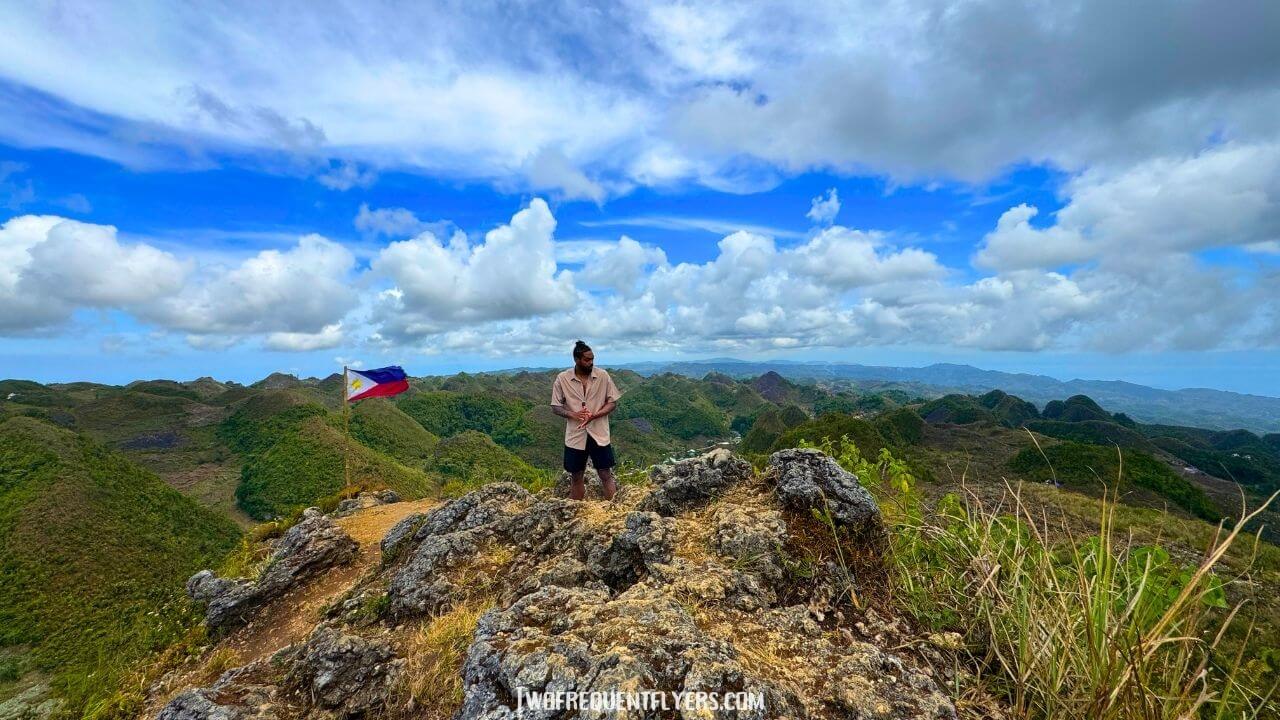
[[342, 366, 351, 488]]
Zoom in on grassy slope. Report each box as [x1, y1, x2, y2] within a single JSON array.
[[0, 416, 241, 710]]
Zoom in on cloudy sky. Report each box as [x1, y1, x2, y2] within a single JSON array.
[[2, 1, 1279, 393]]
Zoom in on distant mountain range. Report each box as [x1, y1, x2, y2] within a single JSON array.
[[610, 359, 1280, 433]]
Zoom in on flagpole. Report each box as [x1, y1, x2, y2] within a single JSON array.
[[342, 365, 351, 489]]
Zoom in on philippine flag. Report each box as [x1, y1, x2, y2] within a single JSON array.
[[346, 366, 409, 402]]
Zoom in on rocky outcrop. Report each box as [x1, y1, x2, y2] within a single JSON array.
[[156, 658, 280, 720], [640, 447, 753, 515], [385, 483, 531, 616], [284, 625, 404, 718], [158, 449, 960, 720], [186, 508, 359, 629], [768, 448, 880, 528], [333, 489, 401, 517]]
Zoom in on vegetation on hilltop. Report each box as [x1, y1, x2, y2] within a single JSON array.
[[0, 416, 241, 713]]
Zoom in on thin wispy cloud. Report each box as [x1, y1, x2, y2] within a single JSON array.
[[578, 215, 805, 240]]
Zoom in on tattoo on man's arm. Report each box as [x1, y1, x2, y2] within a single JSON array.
[[551, 404, 575, 419]]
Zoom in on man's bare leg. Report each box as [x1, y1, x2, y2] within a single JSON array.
[[570, 470, 586, 500], [598, 467, 617, 501]]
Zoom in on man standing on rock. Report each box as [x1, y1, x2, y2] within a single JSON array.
[[551, 340, 623, 500]]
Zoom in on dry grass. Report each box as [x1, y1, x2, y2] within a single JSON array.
[[393, 599, 493, 720]]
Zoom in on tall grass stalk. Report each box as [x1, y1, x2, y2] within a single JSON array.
[[809, 434, 1279, 718]]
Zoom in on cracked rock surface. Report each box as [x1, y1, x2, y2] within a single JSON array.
[[158, 449, 958, 720]]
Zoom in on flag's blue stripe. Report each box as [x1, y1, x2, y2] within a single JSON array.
[[357, 366, 407, 384]]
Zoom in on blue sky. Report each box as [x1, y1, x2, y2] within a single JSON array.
[[1, 2, 1279, 394]]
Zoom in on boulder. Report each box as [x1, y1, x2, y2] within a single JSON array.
[[284, 625, 404, 718], [767, 448, 880, 528], [640, 448, 753, 515], [386, 483, 532, 617], [333, 489, 402, 517]]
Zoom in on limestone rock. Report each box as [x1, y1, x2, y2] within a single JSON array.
[[767, 448, 880, 528], [640, 448, 753, 515], [333, 489, 401, 517], [186, 513, 358, 629], [284, 625, 404, 718]]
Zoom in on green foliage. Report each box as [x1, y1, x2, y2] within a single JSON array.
[[427, 430, 549, 495], [978, 390, 1041, 427], [873, 407, 925, 446], [812, 392, 863, 416], [349, 399, 439, 466], [916, 394, 998, 425], [235, 416, 432, 519], [125, 380, 202, 401], [1008, 442, 1220, 522], [0, 416, 240, 714], [612, 376, 728, 440], [396, 391, 532, 447], [217, 391, 328, 456], [1024, 419, 1155, 451], [1147, 430, 1280, 492], [818, 437, 1269, 718], [771, 413, 888, 456], [0, 380, 73, 408], [1041, 395, 1112, 423], [740, 405, 807, 453]]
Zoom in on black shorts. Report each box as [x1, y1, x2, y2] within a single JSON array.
[[564, 435, 616, 473]]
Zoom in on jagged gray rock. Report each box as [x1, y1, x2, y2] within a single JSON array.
[[160, 451, 959, 720], [386, 483, 532, 616], [186, 511, 359, 629], [379, 512, 427, 564], [284, 625, 404, 718], [584, 510, 675, 591], [155, 658, 279, 720], [767, 448, 880, 528], [333, 489, 401, 517], [456, 584, 775, 720], [711, 503, 788, 588], [640, 448, 753, 515], [155, 690, 241, 720]]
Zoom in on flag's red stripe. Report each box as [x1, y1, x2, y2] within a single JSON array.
[[349, 379, 409, 402]]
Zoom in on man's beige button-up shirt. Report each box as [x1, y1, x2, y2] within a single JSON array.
[[551, 368, 622, 450]]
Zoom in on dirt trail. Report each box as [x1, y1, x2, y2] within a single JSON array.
[[222, 498, 438, 662], [144, 498, 437, 717]]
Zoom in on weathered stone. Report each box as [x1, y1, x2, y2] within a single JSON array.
[[186, 514, 358, 629], [710, 503, 788, 587], [767, 448, 880, 528], [640, 448, 753, 515], [456, 584, 777, 720], [412, 482, 531, 540], [155, 690, 242, 720], [379, 512, 427, 564], [285, 625, 403, 718], [584, 510, 675, 592], [334, 489, 403, 517]]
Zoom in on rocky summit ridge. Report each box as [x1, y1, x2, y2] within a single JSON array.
[[154, 448, 962, 719]]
